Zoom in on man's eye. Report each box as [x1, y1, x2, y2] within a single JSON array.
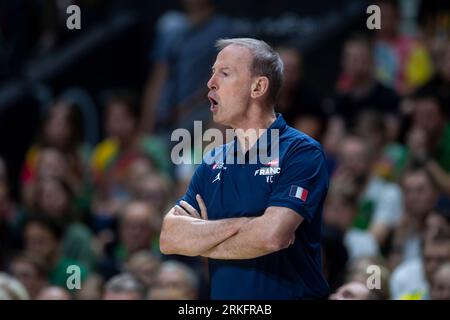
[[222, 72, 228, 76]]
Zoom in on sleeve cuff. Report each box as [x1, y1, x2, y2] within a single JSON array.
[[267, 200, 311, 224]]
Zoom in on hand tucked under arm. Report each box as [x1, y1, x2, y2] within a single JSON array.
[[201, 206, 303, 260]]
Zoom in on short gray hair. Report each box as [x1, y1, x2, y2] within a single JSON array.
[[215, 38, 284, 103], [159, 260, 199, 290], [104, 273, 146, 298]]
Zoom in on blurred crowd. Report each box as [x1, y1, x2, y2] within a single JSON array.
[[1, 0, 450, 300]]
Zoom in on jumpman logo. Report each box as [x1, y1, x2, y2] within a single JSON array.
[[212, 172, 221, 183]]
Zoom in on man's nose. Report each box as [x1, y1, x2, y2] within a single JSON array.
[[207, 74, 217, 90]]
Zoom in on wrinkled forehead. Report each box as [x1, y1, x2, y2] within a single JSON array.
[[214, 44, 253, 71]]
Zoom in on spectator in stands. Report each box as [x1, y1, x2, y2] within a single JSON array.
[[321, 116, 346, 176], [354, 110, 408, 182], [36, 286, 71, 300], [125, 157, 155, 197], [119, 201, 160, 252], [333, 135, 403, 249], [102, 273, 145, 300], [389, 168, 440, 269], [73, 273, 104, 300], [148, 260, 199, 300], [134, 173, 170, 213], [140, 0, 233, 133], [407, 89, 450, 196], [329, 281, 371, 300], [21, 99, 91, 211], [334, 33, 400, 131], [346, 256, 391, 300], [390, 238, 450, 299], [321, 224, 349, 292], [99, 201, 161, 278], [92, 90, 169, 200], [420, 41, 450, 112], [31, 176, 96, 273], [324, 178, 379, 262], [124, 157, 170, 215], [430, 262, 450, 300], [34, 148, 69, 180], [125, 251, 161, 289], [90, 90, 169, 244], [8, 253, 48, 299], [276, 45, 325, 141], [423, 239, 450, 294], [0, 272, 30, 300], [374, 0, 434, 95], [22, 215, 88, 288], [423, 207, 450, 244], [33, 176, 75, 219]]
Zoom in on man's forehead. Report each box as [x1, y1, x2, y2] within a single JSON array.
[[213, 45, 252, 68]]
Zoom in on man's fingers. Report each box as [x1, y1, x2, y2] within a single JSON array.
[[196, 194, 208, 220], [171, 206, 180, 216], [174, 205, 189, 216], [179, 201, 200, 218]]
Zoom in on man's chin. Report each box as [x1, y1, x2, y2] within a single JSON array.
[[212, 111, 233, 128], [212, 113, 222, 124]]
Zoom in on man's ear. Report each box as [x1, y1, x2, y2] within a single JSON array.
[[250, 76, 269, 99]]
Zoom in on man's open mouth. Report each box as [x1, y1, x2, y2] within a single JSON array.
[[208, 95, 219, 111]]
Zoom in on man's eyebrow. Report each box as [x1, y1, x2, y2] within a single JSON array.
[[212, 66, 232, 72]]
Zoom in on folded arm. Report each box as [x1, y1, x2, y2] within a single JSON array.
[[159, 205, 251, 257], [201, 206, 303, 260]]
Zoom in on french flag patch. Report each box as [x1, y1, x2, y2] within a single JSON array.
[[289, 185, 308, 202]]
